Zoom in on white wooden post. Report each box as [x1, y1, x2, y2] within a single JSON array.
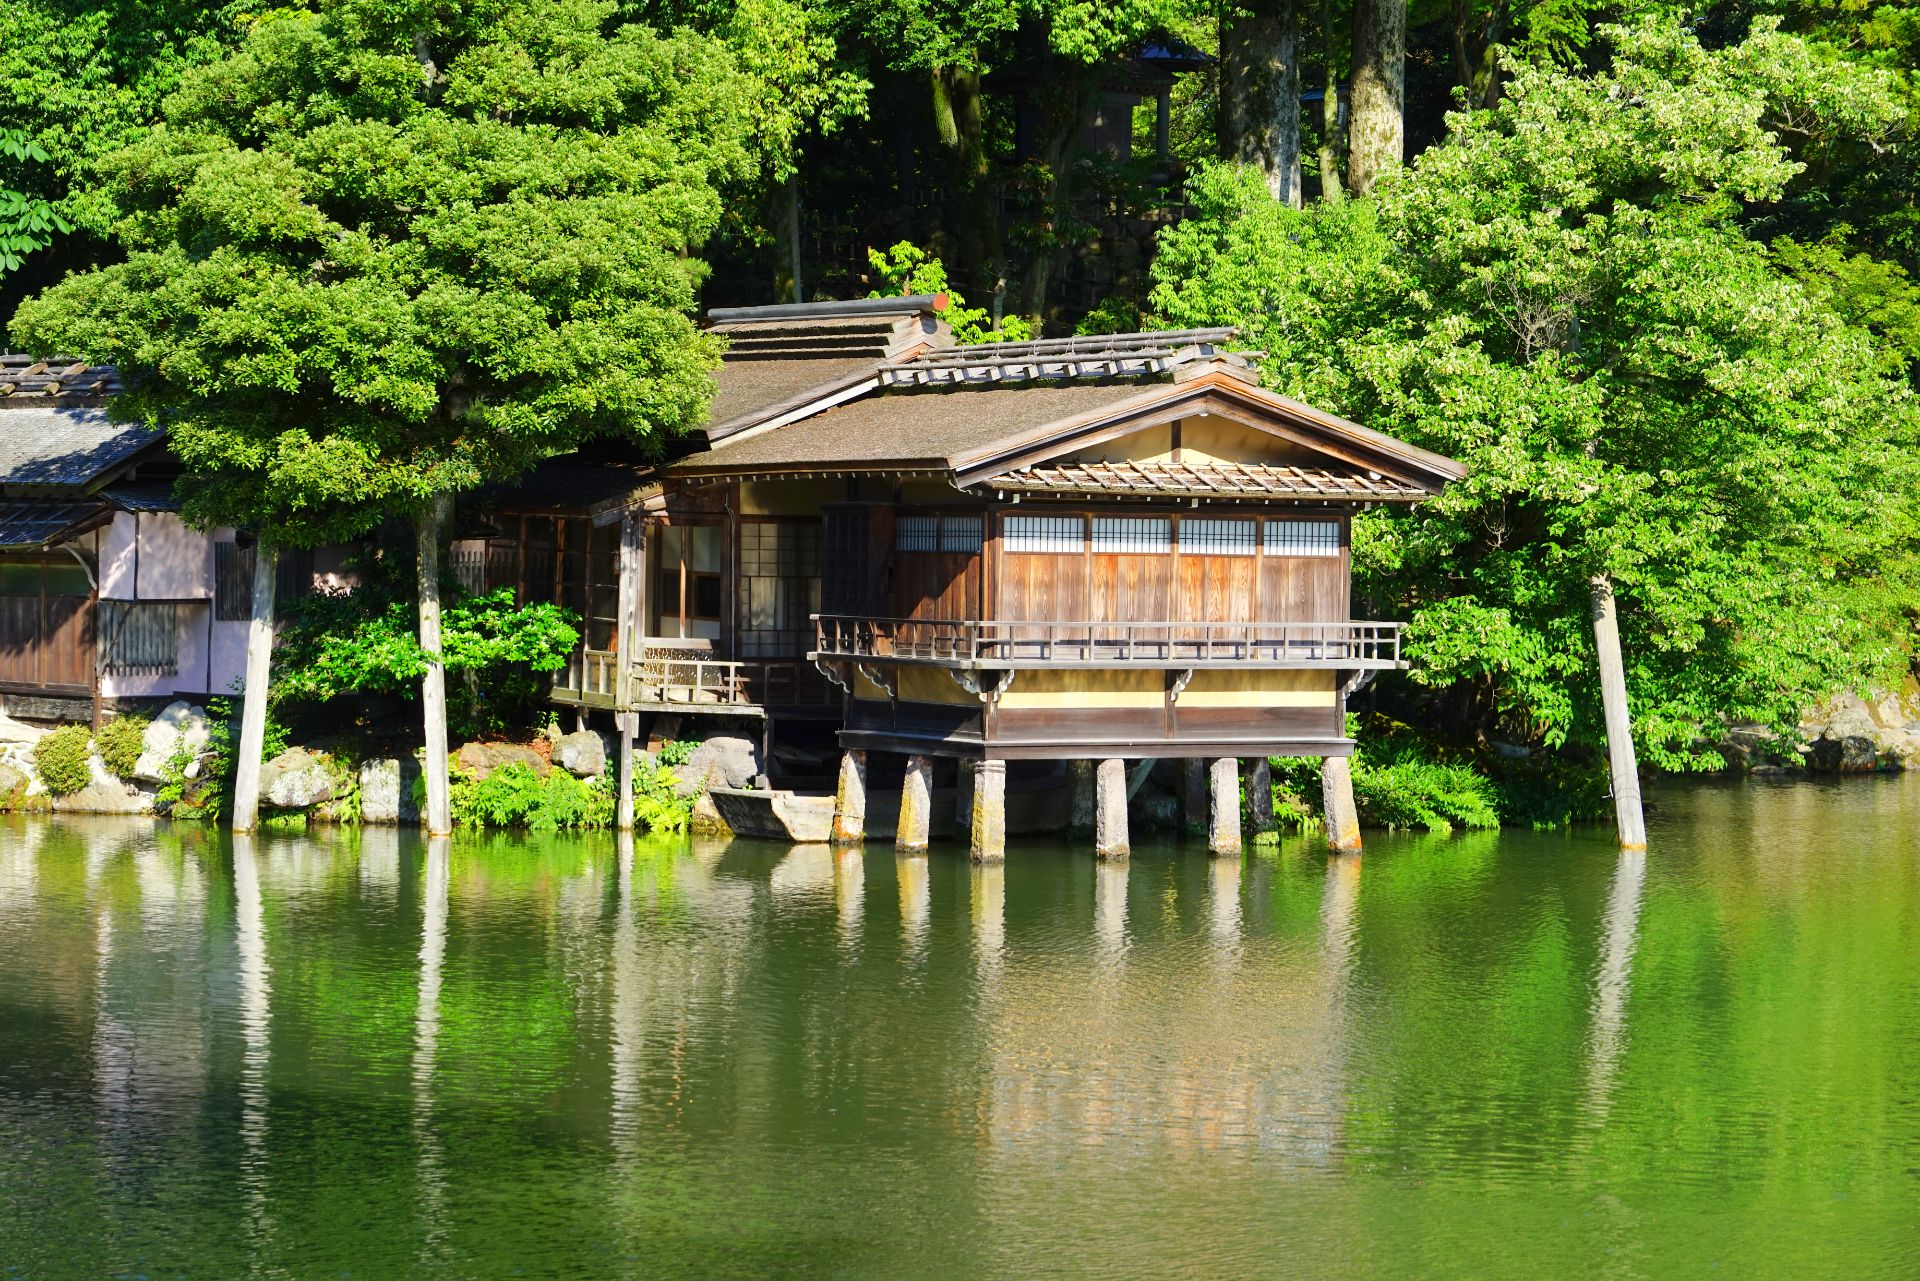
[[230, 541, 277, 832]]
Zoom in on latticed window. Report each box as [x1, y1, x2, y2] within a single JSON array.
[[99, 601, 179, 676], [1092, 516, 1171, 553], [1264, 520, 1342, 557], [1179, 517, 1257, 555], [1003, 515, 1084, 553], [737, 521, 821, 658], [895, 514, 983, 552]]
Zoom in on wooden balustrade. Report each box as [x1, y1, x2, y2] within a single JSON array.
[[811, 616, 1405, 668], [551, 645, 837, 711]]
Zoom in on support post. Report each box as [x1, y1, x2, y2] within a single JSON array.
[[1247, 756, 1275, 841], [417, 494, 453, 837], [615, 711, 637, 832], [1590, 575, 1647, 850], [1095, 757, 1129, 861], [968, 759, 1007, 864], [1181, 757, 1207, 837], [832, 750, 867, 845], [1322, 755, 1361, 853], [897, 754, 933, 853], [230, 541, 278, 833], [1208, 758, 1243, 857], [1067, 759, 1095, 839]]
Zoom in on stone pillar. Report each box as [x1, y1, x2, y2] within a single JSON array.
[[832, 750, 867, 845], [1208, 757, 1242, 857], [968, 759, 1007, 864], [1181, 758, 1207, 837], [1067, 759, 1096, 839], [1095, 757, 1130, 861], [1322, 755, 1362, 853], [897, 754, 933, 853], [1247, 756, 1275, 841]]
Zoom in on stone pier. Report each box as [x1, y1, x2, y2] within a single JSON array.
[[897, 754, 933, 852], [832, 750, 867, 845], [1322, 755, 1362, 853], [1095, 757, 1130, 860], [1247, 756, 1274, 841], [1208, 757, 1242, 856], [968, 759, 1007, 863]]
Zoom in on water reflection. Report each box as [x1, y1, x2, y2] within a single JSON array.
[[972, 862, 1006, 983], [898, 853, 930, 964], [1582, 846, 1646, 1125], [1208, 856, 1242, 958], [1094, 861, 1128, 964], [232, 833, 273, 1256], [835, 848, 865, 955]]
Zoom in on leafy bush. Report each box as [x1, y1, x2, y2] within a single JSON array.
[[1352, 760, 1500, 834], [177, 693, 292, 820], [95, 714, 149, 780], [658, 739, 697, 767], [867, 242, 1033, 344], [451, 759, 685, 833], [33, 725, 93, 796]]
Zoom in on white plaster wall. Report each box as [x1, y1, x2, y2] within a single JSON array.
[[132, 513, 214, 600], [209, 619, 251, 696], [98, 514, 137, 600]]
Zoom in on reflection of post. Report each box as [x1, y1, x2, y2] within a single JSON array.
[[610, 832, 640, 1145], [1209, 856, 1243, 954], [972, 862, 1005, 982], [1582, 847, 1646, 1124], [232, 833, 274, 1251], [835, 848, 865, 954], [1320, 852, 1360, 980], [1094, 860, 1128, 961], [412, 835, 451, 1265], [897, 854, 930, 964]]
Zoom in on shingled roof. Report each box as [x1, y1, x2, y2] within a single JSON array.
[[976, 459, 1434, 503], [0, 359, 160, 492]]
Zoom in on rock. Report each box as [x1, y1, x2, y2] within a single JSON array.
[[551, 730, 606, 778], [1132, 784, 1180, 831], [1490, 740, 1531, 760], [1876, 732, 1920, 771], [689, 791, 728, 833], [52, 754, 154, 814], [1719, 723, 1778, 770], [0, 714, 46, 744], [455, 741, 548, 780], [133, 700, 211, 782], [671, 735, 760, 797], [359, 757, 421, 824], [261, 747, 336, 809], [0, 760, 28, 806], [1808, 733, 1877, 773]]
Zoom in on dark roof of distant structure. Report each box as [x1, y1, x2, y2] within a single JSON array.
[[0, 359, 161, 494], [0, 498, 116, 549], [703, 295, 953, 442]]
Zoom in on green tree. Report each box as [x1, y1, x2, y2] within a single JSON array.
[[13, 0, 756, 830], [1152, 18, 1920, 773]]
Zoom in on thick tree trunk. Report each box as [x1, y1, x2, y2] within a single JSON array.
[[783, 172, 804, 304], [1590, 575, 1646, 850], [229, 542, 277, 832], [1220, 0, 1303, 206], [1348, 0, 1405, 195], [417, 495, 453, 836], [1319, 0, 1346, 202]]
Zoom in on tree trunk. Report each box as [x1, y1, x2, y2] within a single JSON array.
[[1319, 0, 1346, 202], [1221, 0, 1303, 207], [229, 542, 278, 833], [1348, 0, 1405, 195], [1590, 575, 1646, 850], [783, 171, 804, 304], [931, 65, 994, 298], [417, 495, 453, 837]]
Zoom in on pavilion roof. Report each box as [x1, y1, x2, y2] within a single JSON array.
[[974, 459, 1434, 503]]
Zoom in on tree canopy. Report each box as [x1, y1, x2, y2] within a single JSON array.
[[13, 0, 758, 545], [1152, 18, 1920, 766]]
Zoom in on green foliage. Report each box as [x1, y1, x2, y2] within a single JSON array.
[[12, 0, 760, 548], [94, 714, 149, 781], [450, 759, 683, 833], [273, 559, 580, 738], [33, 725, 93, 797], [187, 692, 292, 820], [1153, 20, 1920, 772], [0, 129, 71, 274], [657, 738, 697, 767], [1772, 230, 1920, 375], [867, 242, 1032, 344]]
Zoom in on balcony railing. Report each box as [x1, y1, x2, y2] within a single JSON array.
[[552, 645, 838, 711], [813, 616, 1405, 668]]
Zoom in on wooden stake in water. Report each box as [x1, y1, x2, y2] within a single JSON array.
[[1590, 574, 1646, 850]]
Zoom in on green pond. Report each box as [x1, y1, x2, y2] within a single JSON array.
[[2, 778, 1918, 1280]]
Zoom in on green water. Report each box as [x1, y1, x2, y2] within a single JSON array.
[[2, 779, 1918, 1280]]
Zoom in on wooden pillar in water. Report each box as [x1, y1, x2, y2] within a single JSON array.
[[1247, 757, 1275, 841], [615, 711, 637, 832], [969, 759, 1007, 864], [832, 750, 867, 845], [1095, 757, 1130, 861], [1322, 755, 1362, 853], [1208, 758, 1242, 857], [1590, 575, 1647, 850], [897, 754, 933, 853]]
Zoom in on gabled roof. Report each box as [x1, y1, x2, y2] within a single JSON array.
[[980, 459, 1431, 503], [669, 358, 1466, 500], [0, 360, 162, 492], [703, 295, 953, 443]]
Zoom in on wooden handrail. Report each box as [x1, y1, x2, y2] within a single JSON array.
[[811, 615, 1405, 667]]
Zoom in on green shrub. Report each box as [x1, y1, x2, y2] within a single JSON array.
[[451, 760, 685, 833], [33, 725, 93, 796], [95, 714, 149, 780], [658, 739, 696, 767], [1353, 759, 1501, 834]]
